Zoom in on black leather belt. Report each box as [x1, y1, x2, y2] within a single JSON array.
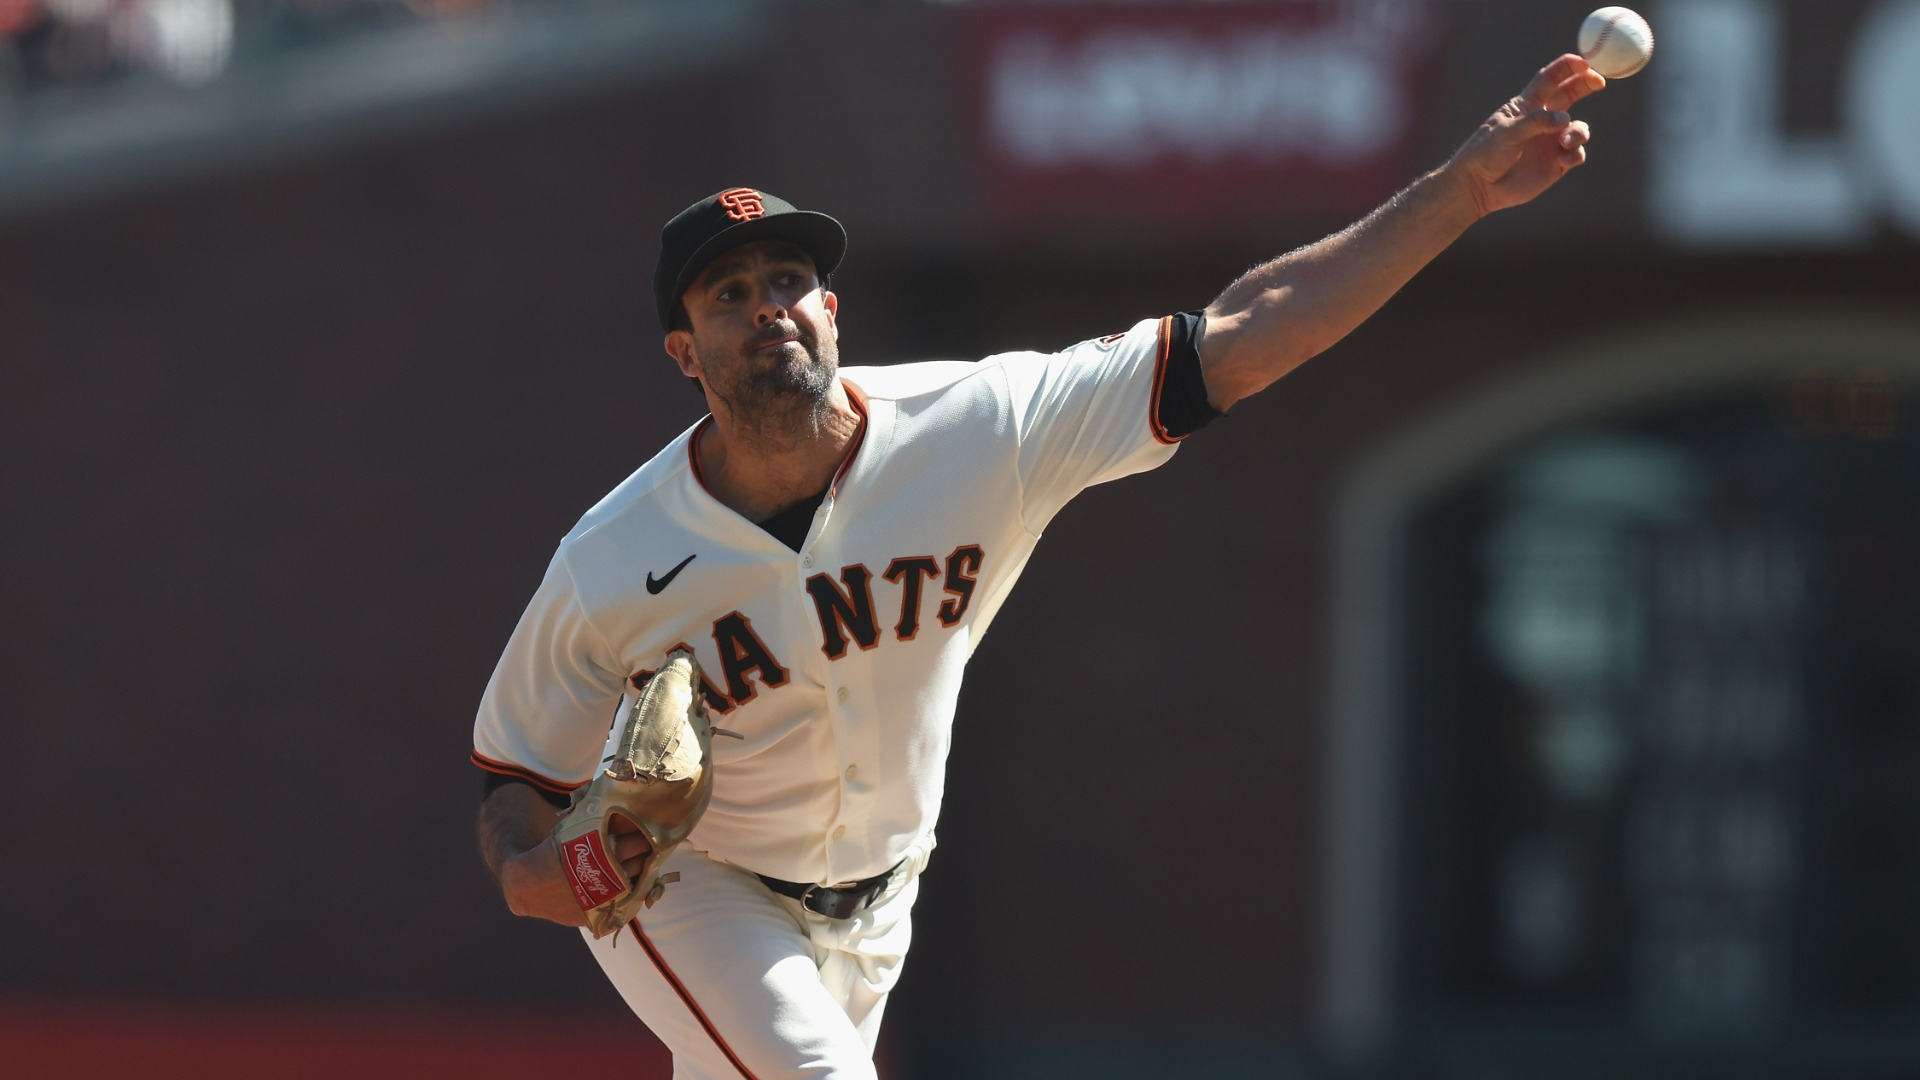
[[756, 861, 902, 920]]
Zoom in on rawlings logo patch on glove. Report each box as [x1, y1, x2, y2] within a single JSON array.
[[550, 649, 738, 939]]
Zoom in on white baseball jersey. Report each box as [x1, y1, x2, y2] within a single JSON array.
[[472, 314, 1190, 886]]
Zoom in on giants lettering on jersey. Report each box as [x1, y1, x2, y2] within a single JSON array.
[[630, 545, 985, 711]]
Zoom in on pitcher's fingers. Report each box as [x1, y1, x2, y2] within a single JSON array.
[[618, 837, 655, 877], [1524, 54, 1606, 110], [1554, 68, 1607, 110], [1518, 55, 1578, 101], [1499, 108, 1573, 150]]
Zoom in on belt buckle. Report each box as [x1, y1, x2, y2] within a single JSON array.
[[801, 882, 860, 920], [785, 861, 902, 920], [803, 877, 875, 919]]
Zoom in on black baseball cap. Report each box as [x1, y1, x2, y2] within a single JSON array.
[[653, 187, 847, 332]]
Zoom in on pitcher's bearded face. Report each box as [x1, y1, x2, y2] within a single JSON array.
[[714, 313, 838, 413], [673, 241, 841, 425]]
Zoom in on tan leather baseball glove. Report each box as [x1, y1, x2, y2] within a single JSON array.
[[551, 650, 736, 939]]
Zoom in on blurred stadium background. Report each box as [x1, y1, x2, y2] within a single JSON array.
[[3, 0, 1917, 1077]]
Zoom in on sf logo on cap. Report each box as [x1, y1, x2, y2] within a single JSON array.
[[718, 188, 766, 222]]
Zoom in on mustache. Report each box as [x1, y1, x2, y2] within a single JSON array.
[[751, 320, 808, 350]]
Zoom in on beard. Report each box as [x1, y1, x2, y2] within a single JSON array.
[[706, 318, 841, 434]]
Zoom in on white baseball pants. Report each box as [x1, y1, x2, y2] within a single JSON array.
[[583, 839, 931, 1080]]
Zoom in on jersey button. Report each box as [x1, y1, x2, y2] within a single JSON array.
[[803, 555, 814, 568], [832, 825, 846, 841], [837, 686, 850, 703], [845, 764, 858, 781]]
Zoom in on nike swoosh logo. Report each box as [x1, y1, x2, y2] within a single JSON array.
[[646, 554, 697, 595]]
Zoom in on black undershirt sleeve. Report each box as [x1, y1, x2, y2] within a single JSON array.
[[482, 770, 573, 810], [1156, 309, 1224, 439]]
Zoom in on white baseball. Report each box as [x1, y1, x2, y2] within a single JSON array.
[[1578, 7, 1655, 79]]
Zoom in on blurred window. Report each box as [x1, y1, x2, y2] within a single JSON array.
[[1395, 378, 1920, 1056]]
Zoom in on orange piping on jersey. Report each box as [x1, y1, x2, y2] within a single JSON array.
[[829, 380, 869, 499], [628, 918, 761, 1079], [469, 751, 582, 795], [1147, 314, 1187, 446], [687, 415, 718, 498]]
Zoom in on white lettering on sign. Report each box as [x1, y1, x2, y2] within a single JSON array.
[[989, 28, 1406, 169], [1849, 0, 1920, 234], [1651, 0, 1920, 247]]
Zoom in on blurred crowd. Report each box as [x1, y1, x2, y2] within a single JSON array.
[[0, 0, 490, 120], [0, 0, 1313, 129]]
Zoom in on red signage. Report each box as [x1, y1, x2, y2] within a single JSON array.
[[966, 3, 1447, 230]]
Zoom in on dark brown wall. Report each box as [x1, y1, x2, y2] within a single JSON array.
[[2, 1, 1913, 1068]]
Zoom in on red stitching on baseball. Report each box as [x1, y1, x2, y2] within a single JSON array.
[[1585, 12, 1653, 78]]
